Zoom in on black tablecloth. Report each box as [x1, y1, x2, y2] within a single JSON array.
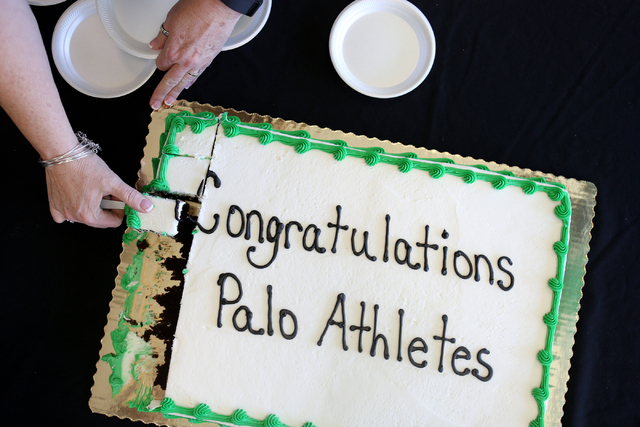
[[3, 1, 639, 425]]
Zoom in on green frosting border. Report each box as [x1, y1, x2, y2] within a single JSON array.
[[109, 112, 571, 427], [149, 398, 316, 427], [123, 205, 142, 244]]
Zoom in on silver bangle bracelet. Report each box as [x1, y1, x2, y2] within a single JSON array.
[[38, 132, 101, 167]]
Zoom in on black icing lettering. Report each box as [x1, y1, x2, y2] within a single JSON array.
[[245, 210, 265, 243], [197, 170, 221, 197], [226, 205, 245, 238], [216, 273, 243, 328], [441, 229, 449, 275], [247, 216, 284, 269], [351, 229, 377, 261], [279, 309, 298, 340], [416, 225, 439, 272], [190, 213, 219, 234], [383, 214, 391, 262], [232, 306, 265, 335], [302, 224, 326, 254], [284, 221, 303, 249], [441, 246, 448, 276], [317, 293, 348, 350], [196, 180, 205, 198], [453, 250, 473, 279], [349, 301, 372, 353], [327, 205, 349, 254], [267, 217, 284, 244], [474, 254, 494, 285], [497, 256, 515, 291], [266, 285, 274, 336], [369, 304, 390, 360], [451, 346, 471, 376], [408, 337, 428, 368], [210, 170, 222, 188], [433, 314, 456, 373], [394, 238, 421, 270], [397, 309, 404, 362], [472, 348, 493, 382]]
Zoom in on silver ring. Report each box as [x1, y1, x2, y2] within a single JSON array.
[[160, 23, 169, 37], [187, 71, 200, 77], [66, 219, 74, 223]]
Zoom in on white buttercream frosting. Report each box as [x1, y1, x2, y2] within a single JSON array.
[[172, 124, 216, 158], [165, 156, 211, 197], [157, 120, 566, 427], [137, 195, 182, 236]]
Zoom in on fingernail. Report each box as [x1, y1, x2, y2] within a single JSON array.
[[151, 101, 161, 110], [164, 96, 175, 106], [141, 198, 153, 212]]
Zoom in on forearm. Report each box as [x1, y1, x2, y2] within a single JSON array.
[[0, 0, 77, 160], [1, 0, 153, 227]]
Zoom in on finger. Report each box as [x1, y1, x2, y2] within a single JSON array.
[[150, 64, 195, 109], [56, 196, 119, 228], [149, 31, 167, 51], [50, 205, 66, 224], [150, 21, 169, 50], [184, 70, 202, 89], [109, 179, 154, 214], [164, 70, 201, 105], [88, 208, 124, 229], [154, 40, 176, 72]]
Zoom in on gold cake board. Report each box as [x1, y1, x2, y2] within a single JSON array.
[[90, 101, 596, 426]]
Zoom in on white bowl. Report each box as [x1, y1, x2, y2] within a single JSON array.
[[330, 0, 436, 98]]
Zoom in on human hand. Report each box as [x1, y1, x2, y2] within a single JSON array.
[[148, 0, 241, 110], [45, 154, 153, 228]]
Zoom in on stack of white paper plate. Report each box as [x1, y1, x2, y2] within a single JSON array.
[[52, 0, 156, 98]]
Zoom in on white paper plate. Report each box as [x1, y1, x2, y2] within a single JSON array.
[[222, 0, 271, 51], [52, 0, 156, 98], [96, 0, 271, 59], [330, 0, 436, 98], [96, 0, 178, 59], [28, 0, 66, 5]]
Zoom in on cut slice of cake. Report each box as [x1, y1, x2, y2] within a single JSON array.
[[145, 111, 219, 199], [124, 195, 184, 237]]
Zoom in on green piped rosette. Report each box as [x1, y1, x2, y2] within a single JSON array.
[[149, 398, 316, 427], [218, 113, 571, 427], [122, 204, 142, 244], [219, 113, 569, 194]]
